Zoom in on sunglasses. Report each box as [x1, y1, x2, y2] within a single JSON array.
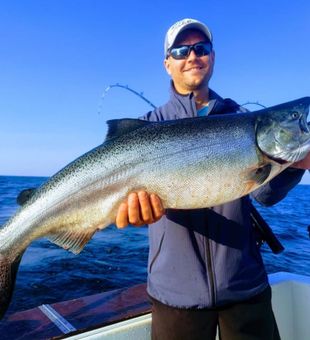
[[167, 41, 213, 60]]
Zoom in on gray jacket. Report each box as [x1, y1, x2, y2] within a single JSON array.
[[141, 86, 304, 308]]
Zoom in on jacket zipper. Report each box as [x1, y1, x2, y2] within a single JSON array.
[[149, 231, 165, 273], [205, 236, 216, 306], [193, 99, 218, 306]]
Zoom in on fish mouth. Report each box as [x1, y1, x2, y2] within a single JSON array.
[[306, 103, 310, 127]]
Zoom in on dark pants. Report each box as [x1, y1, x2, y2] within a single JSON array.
[[150, 286, 281, 340]]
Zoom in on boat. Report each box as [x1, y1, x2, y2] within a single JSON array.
[[0, 272, 309, 339]]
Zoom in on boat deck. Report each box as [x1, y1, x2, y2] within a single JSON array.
[[0, 272, 309, 340], [0, 283, 150, 339]]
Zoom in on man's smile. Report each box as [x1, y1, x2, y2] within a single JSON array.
[[184, 66, 203, 72]]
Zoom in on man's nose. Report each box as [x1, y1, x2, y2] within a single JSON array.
[[187, 49, 198, 60]]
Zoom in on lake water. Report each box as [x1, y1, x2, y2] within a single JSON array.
[[0, 175, 309, 316]]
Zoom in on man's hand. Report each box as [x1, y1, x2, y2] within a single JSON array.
[[116, 191, 165, 228], [291, 152, 310, 169]]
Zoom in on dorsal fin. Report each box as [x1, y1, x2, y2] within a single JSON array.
[[105, 119, 150, 141]]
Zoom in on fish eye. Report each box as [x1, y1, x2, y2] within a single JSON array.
[[291, 111, 300, 120]]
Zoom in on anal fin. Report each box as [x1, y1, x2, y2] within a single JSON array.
[[47, 229, 97, 255]]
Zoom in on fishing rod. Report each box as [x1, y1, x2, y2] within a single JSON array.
[[103, 88, 267, 111], [101, 83, 157, 109], [241, 101, 267, 109]]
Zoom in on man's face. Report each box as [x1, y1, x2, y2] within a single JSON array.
[[164, 29, 215, 94]]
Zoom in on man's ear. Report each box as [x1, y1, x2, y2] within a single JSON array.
[[210, 50, 215, 65], [164, 58, 172, 76]]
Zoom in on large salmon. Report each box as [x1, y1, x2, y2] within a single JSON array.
[[0, 97, 310, 318]]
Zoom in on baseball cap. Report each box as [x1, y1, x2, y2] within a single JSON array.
[[164, 18, 213, 57]]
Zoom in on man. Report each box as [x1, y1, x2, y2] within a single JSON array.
[[116, 19, 309, 340]]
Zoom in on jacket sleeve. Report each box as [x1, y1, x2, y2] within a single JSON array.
[[251, 167, 305, 206], [140, 108, 164, 122]]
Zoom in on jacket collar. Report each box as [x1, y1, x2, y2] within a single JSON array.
[[169, 81, 226, 117]]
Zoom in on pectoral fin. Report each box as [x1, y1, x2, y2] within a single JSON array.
[[243, 164, 272, 194], [249, 164, 272, 185]]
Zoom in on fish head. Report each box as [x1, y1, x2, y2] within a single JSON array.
[[256, 97, 310, 163]]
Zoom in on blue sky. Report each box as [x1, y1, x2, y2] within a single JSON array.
[[0, 0, 309, 183]]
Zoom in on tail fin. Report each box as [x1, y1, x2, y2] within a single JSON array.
[[0, 253, 23, 319]]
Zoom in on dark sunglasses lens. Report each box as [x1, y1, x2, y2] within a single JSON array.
[[194, 43, 211, 56], [170, 46, 190, 59], [169, 42, 212, 59]]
